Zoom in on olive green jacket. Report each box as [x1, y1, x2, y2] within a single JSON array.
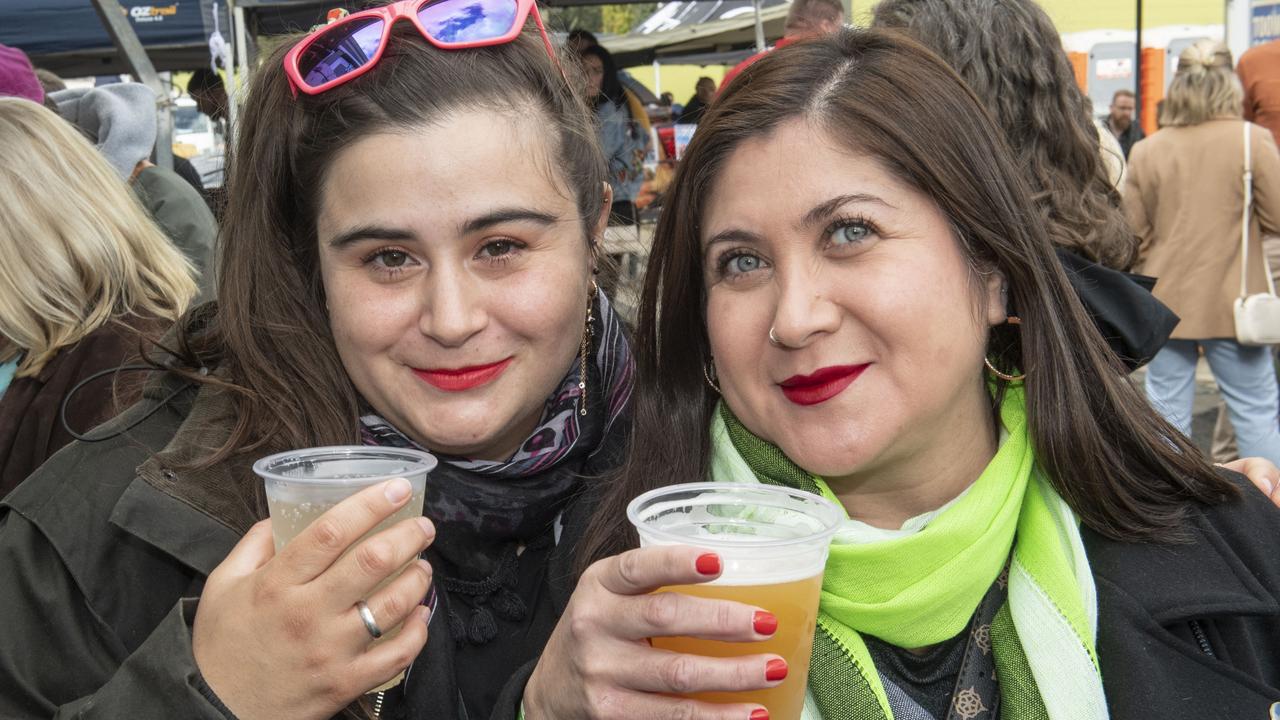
[[0, 380, 238, 717]]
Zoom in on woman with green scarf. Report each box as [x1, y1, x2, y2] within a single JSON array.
[[523, 30, 1280, 720]]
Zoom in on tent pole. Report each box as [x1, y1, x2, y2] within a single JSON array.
[[90, 0, 173, 170], [225, 1, 238, 140], [1134, 0, 1142, 129], [753, 0, 766, 51], [233, 2, 250, 142], [653, 59, 662, 95]]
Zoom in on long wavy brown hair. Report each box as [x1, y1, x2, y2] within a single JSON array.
[[872, 0, 1137, 269], [163, 28, 606, 466], [579, 29, 1232, 570]]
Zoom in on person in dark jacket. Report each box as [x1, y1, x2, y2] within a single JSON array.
[[0, 99, 197, 495], [679, 75, 717, 125], [1104, 88, 1145, 160], [527, 30, 1280, 719], [0, 13, 632, 720]]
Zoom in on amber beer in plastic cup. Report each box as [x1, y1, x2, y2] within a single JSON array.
[[627, 483, 843, 719], [254, 446, 437, 691]]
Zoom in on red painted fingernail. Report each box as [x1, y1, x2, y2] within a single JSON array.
[[750, 710, 770, 720], [753, 611, 777, 635], [695, 553, 721, 575], [765, 658, 788, 682]]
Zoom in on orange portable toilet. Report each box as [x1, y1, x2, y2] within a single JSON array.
[[1063, 29, 1136, 116], [1139, 47, 1163, 135], [1136, 26, 1220, 133], [1063, 26, 1221, 131], [1068, 51, 1089, 94]]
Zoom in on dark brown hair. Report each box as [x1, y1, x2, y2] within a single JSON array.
[[166, 27, 606, 464], [579, 29, 1232, 569], [872, 0, 1137, 269]]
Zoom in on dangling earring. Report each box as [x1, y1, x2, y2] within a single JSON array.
[[984, 315, 1027, 383], [703, 357, 721, 394], [578, 280, 598, 416]]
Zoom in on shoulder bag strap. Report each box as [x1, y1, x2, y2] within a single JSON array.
[[1241, 122, 1280, 298], [1243, 121, 1253, 299]]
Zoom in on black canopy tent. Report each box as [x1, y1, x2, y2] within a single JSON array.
[[0, 0, 230, 77]]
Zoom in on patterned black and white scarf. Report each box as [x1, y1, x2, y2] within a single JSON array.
[[357, 290, 633, 643]]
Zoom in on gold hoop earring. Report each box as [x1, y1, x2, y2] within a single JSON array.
[[984, 315, 1026, 383], [578, 280, 598, 416], [984, 357, 1026, 383], [702, 358, 721, 394]]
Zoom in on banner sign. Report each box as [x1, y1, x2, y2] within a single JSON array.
[[1253, 1, 1280, 45]]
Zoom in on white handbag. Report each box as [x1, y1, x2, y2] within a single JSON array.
[[1233, 122, 1280, 346]]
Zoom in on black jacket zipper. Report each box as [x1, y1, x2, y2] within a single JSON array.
[[1188, 620, 1215, 657]]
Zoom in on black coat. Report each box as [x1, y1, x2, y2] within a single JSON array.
[[0, 378, 605, 719], [1084, 472, 1280, 719]]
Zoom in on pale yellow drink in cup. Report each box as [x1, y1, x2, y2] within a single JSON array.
[[627, 483, 843, 720], [254, 446, 437, 692]]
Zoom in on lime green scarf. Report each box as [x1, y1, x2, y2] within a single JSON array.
[[710, 387, 1107, 720]]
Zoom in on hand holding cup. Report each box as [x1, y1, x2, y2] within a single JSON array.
[[525, 483, 842, 720], [523, 544, 783, 720], [192, 477, 436, 720]]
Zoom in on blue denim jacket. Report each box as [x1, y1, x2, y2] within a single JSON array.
[[596, 99, 648, 203]]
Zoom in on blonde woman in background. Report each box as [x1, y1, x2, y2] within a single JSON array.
[[0, 98, 196, 495], [1124, 40, 1280, 464]]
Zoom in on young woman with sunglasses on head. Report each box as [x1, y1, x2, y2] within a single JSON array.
[[524, 30, 1280, 720], [0, 3, 632, 718]]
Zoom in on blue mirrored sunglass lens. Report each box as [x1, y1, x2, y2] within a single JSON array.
[[417, 0, 518, 44], [298, 17, 386, 87]]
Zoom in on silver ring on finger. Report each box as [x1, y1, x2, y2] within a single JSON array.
[[356, 600, 383, 639]]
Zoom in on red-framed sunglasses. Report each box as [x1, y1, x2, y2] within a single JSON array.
[[283, 0, 558, 97]]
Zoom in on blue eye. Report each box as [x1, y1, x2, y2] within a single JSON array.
[[831, 222, 871, 245], [715, 249, 769, 281], [729, 254, 762, 274]]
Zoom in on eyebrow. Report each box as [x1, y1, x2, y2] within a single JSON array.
[[326, 208, 561, 249], [802, 193, 896, 228], [703, 228, 764, 252], [327, 225, 416, 249], [459, 208, 561, 236], [702, 193, 896, 251]]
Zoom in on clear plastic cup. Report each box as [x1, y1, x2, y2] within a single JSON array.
[[253, 445, 438, 691], [627, 482, 844, 719], [254, 446, 437, 551]]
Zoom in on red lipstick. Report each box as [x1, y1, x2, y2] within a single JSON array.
[[778, 364, 869, 406], [413, 358, 512, 392]]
